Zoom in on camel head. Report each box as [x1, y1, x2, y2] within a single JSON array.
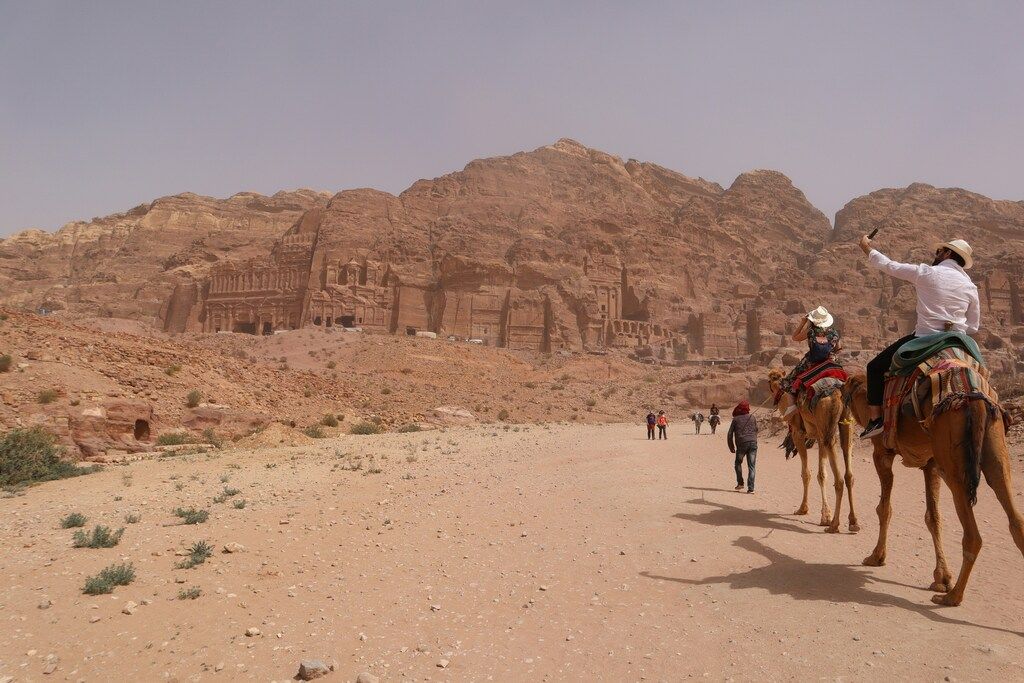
[[767, 368, 784, 394]]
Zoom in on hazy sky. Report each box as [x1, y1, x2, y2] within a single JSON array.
[[2, 1, 1023, 236]]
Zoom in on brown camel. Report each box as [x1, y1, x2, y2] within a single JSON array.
[[768, 369, 859, 533], [844, 372, 1024, 606]]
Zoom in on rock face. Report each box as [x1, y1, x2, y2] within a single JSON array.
[[0, 189, 330, 325], [169, 139, 832, 359], [2, 140, 1022, 386]]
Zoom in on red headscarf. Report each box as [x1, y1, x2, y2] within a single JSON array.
[[733, 400, 750, 416]]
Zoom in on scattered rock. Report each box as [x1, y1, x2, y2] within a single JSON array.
[[355, 673, 379, 683], [223, 542, 246, 553], [296, 660, 330, 680], [245, 627, 261, 637], [122, 601, 138, 615]]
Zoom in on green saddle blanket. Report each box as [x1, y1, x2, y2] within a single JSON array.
[[889, 331, 984, 376]]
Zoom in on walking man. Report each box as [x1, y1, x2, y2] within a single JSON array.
[[646, 411, 656, 440], [727, 400, 758, 494]]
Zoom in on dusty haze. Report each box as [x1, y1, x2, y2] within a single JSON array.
[[2, 1, 1024, 235]]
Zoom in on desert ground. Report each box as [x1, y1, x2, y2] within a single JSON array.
[[2, 421, 1023, 682]]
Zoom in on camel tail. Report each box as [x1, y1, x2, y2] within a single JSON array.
[[964, 399, 988, 507]]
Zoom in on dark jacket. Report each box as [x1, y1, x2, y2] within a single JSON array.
[[727, 414, 758, 452]]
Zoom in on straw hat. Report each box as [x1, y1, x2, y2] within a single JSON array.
[[935, 239, 973, 269], [806, 306, 834, 328]]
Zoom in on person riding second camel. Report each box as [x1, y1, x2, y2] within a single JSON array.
[[858, 235, 980, 439], [778, 306, 842, 411]]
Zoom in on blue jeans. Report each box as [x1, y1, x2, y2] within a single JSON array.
[[735, 444, 757, 491]]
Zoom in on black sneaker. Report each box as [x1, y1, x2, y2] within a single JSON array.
[[859, 418, 883, 440]]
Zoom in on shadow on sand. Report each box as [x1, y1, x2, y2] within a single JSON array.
[[674, 495, 818, 535], [645, 520, 1024, 638]]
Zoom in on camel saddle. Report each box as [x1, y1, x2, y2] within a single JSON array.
[[792, 360, 849, 409], [881, 345, 1001, 457]]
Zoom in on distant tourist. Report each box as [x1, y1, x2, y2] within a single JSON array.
[[646, 411, 657, 440], [727, 400, 758, 494], [692, 412, 705, 434], [779, 306, 842, 404], [708, 410, 721, 434], [657, 410, 668, 440]]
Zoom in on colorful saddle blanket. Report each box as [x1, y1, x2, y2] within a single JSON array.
[[792, 360, 849, 407], [882, 347, 999, 450]]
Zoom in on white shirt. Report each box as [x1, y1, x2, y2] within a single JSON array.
[[867, 249, 980, 336]]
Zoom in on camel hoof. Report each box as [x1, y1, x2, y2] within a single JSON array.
[[929, 580, 952, 593], [793, 506, 809, 516], [931, 592, 962, 607], [824, 526, 841, 534], [819, 518, 832, 527], [862, 554, 885, 567], [849, 523, 861, 533]]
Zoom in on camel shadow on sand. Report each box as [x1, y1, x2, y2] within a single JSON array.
[[643, 522, 1024, 638], [674, 494, 819, 535]]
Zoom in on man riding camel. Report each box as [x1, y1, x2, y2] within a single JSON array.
[[857, 234, 980, 439]]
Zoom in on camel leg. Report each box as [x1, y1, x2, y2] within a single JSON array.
[[932, 468, 982, 607], [817, 447, 832, 527], [980, 437, 1024, 560], [863, 446, 895, 566], [825, 439, 844, 534], [793, 435, 810, 516], [839, 419, 859, 532], [923, 461, 953, 592]]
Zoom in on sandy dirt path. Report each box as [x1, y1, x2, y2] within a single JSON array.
[[2, 422, 1023, 682]]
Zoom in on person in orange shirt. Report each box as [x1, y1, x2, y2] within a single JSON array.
[[656, 410, 668, 440]]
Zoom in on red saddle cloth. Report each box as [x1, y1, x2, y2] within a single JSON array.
[[792, 360, 848, 401]]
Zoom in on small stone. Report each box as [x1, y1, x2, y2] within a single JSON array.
[[539, 585, 548, 591], [356, 673, 379, 683], [122, 601, 138, 615], [416, 644, 431, 654], [296, 659, 330, 680], [245, 627, 261, 637], [38, 599, 52, 610], [214, 662, 225, 672], [430, 604, 441, 612], [223, 542, 246, 553], [437, 658, 450, 669], [175, 576, 187, 584], [89, 615, 101, 623]]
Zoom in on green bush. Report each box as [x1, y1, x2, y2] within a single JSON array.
[[321, 414, 339, 427], [233, 499, 247, 509], [302, 425, 325, 439], [155, 432, 192, 446], [72, 525, 124, 548], [497, 409, 510, 421], [185, 389, 202, 408], [0, 354, 12, 373], [164, 364, 181, 376], [0, 427, 98, 487], [178, 587, 202, 600], [37, 389, 60, 404], [176, 540, 213, 569], [349, 421, 382, 435], [124, 512, 141, 524], [202, 428, 223, 448], [173, 507, 209, 525], [60, 512, 87, 528], [395, 423, 422, 433], [82, 563, 135, 595]]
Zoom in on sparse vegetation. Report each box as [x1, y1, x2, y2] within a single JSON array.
[[524, 381, 537, 389], [124, 512, 141, 524], [202, 428, 223, 448], [164, 364, 182, 376], [233, 499, 247, 509], [303, 425, 325, 438], [176, 540, 213, 569], [497, 409, 510, 421], [37, 388, 60, 404], [349, 421, 383, 435], [156, 432, 192, 446], [326, 360, 337, 369], [82, 562, 135, 595], [72, 525, 125, 548], [173, 507, 209, 525], [585, 398, 597, 407], [0, 354, 12, 373], [396, 423, 422, 433], [185, 389, 202, 408], [321, 414, 339, 427], [1, 427, 99, 487], [400, 367, 413, 374], [381, 387, 392, 395], [222, 486, 240, 497], [178, 586, 202, 600], [60, 512, 87, 528]]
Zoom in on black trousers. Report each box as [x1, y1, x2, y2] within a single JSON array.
[[658, 425, 667, 439], [866, 334, 915, 406]]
